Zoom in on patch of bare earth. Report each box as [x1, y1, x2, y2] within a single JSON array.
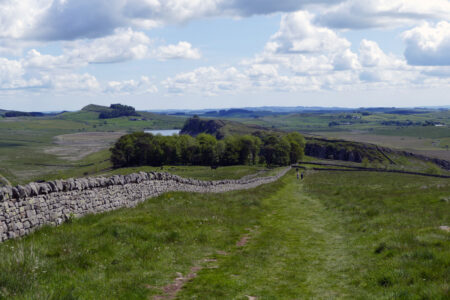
[[45, 131, 126, 161], [152, 230, 257, 299], [237, 227, 258, 247], [236, 235, 251, 247], [153, 266, 203, 300]]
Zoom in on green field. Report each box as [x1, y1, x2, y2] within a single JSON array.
[[1, 107, 449, 185], [0, 109, 185, 185], [0, 169, 448, 299], [226, 110, 450, 161]]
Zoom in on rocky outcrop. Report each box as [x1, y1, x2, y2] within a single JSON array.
[[180, 117, 226, 139], [0, 168, 290, 243]]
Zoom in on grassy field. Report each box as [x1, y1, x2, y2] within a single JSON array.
[[229, 110, 450, 161], [1, 107, 448, 185], [0, 110, 185, 185], [0, 169, 448, 299]]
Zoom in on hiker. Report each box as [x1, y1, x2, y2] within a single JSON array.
[[301, 172, 304, 180]]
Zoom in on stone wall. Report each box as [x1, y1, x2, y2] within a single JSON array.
[[0, 168, 290, 242]]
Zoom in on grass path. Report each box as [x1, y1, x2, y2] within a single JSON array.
[[178, 176, 359, 299]]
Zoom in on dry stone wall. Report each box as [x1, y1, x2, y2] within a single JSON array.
[[0, 168, 290, 242]]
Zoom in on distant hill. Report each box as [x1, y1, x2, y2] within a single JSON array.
[[81, 104, 113, 113], [56, 103, 187, 129], [81, 104, 139, 119]]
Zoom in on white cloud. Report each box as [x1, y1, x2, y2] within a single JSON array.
[[49, 73, 101, 92], [269, 11, 350, 54], [0, 58, 26, 89], [105, 76, 158, 95], [0, 0, 341, 42], [63, 28, 151, 64], [402, 21, 450, 66], [155, 41, 201, 60], [0, 0, 52, 39], [162, 13, 450, 96], [163, 66, 249, 95], [332, 49, 360, 70], [318, 0, 450, 29]]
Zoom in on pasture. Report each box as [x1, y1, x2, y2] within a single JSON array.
[[0, 169, 448, 299]]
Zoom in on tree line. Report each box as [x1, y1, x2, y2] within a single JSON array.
[[110, 132, 305, 168]]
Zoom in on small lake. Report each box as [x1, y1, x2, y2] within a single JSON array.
[[144, 129, 180, 136]]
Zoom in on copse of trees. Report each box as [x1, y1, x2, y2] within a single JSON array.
[[110, 131, 305, 168], [4, 111, 45, 117], [99, 104, 139, 119]]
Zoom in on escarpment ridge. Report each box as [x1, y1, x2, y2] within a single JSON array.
[[0, 168, 290, 242]]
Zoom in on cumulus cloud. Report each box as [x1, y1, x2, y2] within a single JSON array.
[[63, 28, 151, 64], [155, 42, 201, 60], [0, 53, 159, 96], [318, 0, 450, 29], [269, 11, 350, 54], [220, 0, 340, 16], [0, 0, 340, 42], [162, 11, 450, 96], [163, 67, 247, 96], [105, 76, 158, 95], [402, 21, 450, 66], [0, 0, 52, 39]]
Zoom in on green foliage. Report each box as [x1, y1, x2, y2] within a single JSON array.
[[98, 104, 138, 119], [110, 132, 306, 168], [286, 132, 306, 164], [4, 111, 45, 117], [260, 134, 290, 166]]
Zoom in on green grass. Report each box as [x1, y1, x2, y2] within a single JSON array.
[[0, 171, 286, 299], [0, 170, 448, 299], [0, 110, 186, 184], [180, 171, 449, 299]]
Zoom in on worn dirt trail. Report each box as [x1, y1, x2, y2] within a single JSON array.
[[153, 176, 357, 299]]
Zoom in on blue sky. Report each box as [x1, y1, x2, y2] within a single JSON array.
[[0, 0, 449, 111]]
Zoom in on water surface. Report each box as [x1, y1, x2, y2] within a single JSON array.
[[144, 129, 180, 136]]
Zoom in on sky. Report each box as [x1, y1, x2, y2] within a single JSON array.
[[0, 0, 450, 111]]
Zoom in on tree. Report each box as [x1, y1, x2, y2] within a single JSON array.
[[220, 136, 240, 165], [196, 133, 217, 166], [261, 134, 290, 166], [237, 135, 261, 165], [285, 132, 305, 164], [176, 134, 197, 164]]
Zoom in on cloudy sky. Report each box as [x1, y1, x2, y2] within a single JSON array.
[[1, 0, 449, 111]]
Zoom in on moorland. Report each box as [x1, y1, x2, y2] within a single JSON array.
[[0, 104, 448, 299]]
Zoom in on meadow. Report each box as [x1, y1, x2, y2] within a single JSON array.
[[0, 168, 448, 299]]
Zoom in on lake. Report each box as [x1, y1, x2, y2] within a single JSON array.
[[144, 129, 180, 136]]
